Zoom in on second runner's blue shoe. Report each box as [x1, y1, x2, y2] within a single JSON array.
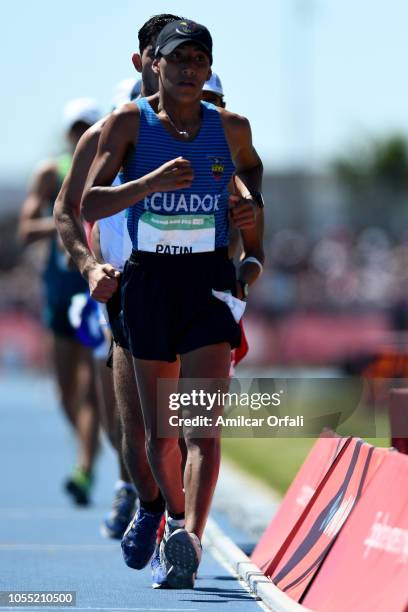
[[101, 485, 137, 540], [121, 507, 164, 570], [151, 544, 169, 589]]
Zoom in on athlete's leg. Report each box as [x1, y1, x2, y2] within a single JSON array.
[[180, 342, 231, 539], [178, 437, 188, 482], [95, 354, 132, 482], [95, 356, 117, 446], [52, 335, 82, 429], [56, 338, 100, 505], [96, 345, 140, 538], [132, 357, 184, 515], [114, 346, 158, 501], [53, 335, 101, 472], [74, 346, 100, 474]]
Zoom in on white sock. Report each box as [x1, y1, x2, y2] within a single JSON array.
[[167, 516, 185, 528]]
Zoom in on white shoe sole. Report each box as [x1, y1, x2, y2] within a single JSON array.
[[164, 529, 201, 589]]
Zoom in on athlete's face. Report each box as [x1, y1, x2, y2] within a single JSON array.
[[201, 91, 225, 108], [132, 44, 159, 96], [153, 43, 212, 103]]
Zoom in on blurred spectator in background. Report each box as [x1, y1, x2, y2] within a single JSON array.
[[18, 99, 102, 506]]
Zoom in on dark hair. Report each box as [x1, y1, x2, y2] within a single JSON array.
[[138, 14, 182, 53]]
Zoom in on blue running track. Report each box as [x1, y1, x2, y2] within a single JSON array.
[[0, 372, 262, 611]]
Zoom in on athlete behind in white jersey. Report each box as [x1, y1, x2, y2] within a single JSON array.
[[55, 16, 185, 543], [94, 79, 141, 539], [82, 18, 264, 588], [19, 99, 102, 506]]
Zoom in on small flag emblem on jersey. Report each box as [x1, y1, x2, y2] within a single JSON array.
[[208, 156, 225, 180]]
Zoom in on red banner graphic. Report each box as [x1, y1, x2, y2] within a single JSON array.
[[267, 439, 388, 602], [251, 432, 349, 571], [303, 451, 408, 612]]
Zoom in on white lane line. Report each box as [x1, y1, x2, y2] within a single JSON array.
[[204, 517, 312, 612], [213, 461, 280, 541], [205, 538, 269, 612]]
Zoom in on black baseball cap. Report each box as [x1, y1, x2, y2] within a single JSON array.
[[155, 19, 213, 65]]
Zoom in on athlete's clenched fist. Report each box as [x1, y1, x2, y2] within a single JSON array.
[[87, 262, 120, 303], [145, 157, 194, 193], [229, 194, 258, 230]]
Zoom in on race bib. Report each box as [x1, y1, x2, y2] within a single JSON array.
[[138, 212, 215, 254]]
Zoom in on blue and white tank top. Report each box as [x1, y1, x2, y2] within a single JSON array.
[[99, 176, 132, 271], [121, 98, 235, 254]]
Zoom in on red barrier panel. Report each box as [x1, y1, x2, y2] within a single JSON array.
[[267, 440, 388, 602], [303, 451, 408, 612], [251, 432, 349, 571]]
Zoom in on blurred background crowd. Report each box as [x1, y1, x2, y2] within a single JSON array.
[[2, 133, 408, 370], [1, 0, 408, 373]]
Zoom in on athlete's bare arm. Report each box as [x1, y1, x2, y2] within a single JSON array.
[[221, 111, 263, 196], [222, 112, 262, 234], [228, 175, 258, 231], [54, 121, 121, 303], [221, 111, 264, 295], [81, 101, 194, 223], [237, 206, 264, 282], [54, 124, 101, 271], [19, 161, 58, 245], [235, 206, 264, 297], [90, 222, 103, 263]]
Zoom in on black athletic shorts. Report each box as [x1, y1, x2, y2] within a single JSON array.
[[121, 248, 242, 362], [106, 281, 129, 351]]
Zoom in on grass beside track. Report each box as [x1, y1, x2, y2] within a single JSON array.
[[221, 376, 392, 495], [222, 430, 390, 495]]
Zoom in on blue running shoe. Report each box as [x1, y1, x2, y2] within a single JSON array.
[[121, 507, 163, 570], [151, 544, 169, 589], [101, 486, 137, 540]]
